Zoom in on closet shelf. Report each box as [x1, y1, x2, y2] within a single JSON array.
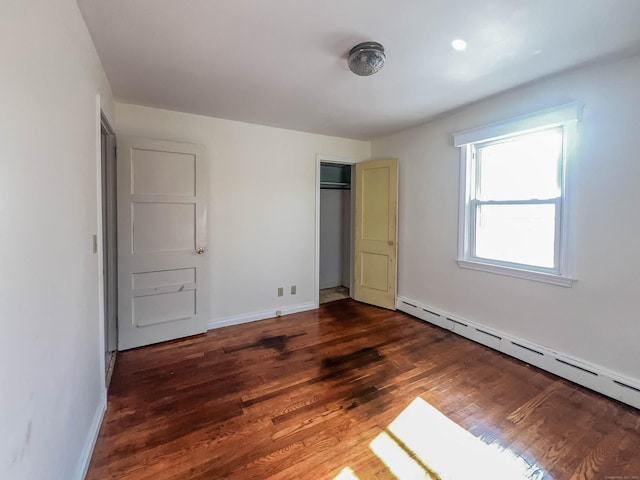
[[320, 181, 351, 190], [320, 163, 351, 189]]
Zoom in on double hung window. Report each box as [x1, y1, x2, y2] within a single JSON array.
[[454, 104, 581, 286]]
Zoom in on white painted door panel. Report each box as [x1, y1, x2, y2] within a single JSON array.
[[117, 136, 208, 350]]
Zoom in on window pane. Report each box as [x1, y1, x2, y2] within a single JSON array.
[[475, 204, 556, 268], [477, 128, 562, 201]]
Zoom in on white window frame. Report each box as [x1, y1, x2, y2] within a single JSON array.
[[453, 103, 582, 287]]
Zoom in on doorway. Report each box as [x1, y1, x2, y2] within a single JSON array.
[[100, 113, 117, 386], [315, 156, 399, 310], [316, 157, 355, 305]]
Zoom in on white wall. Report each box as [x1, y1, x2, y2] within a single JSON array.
[[115, 104, 370, 322], [372, 54, 640, 382], [0, 1, 114, 480], [320, 189, 350, 289]]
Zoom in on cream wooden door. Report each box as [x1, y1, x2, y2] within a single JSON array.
[[354, 158, 398, 310], [117, 136, 208, 350]]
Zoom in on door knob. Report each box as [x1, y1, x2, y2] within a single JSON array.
[[196, 247, 206, 255], [388, 240, 394, 246]]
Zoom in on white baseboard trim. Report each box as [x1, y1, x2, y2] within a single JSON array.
[[397, 295, 640, 410], [320, 281, 344, 289], [73, 393, 106, 480], [207, 301, 316, 330]]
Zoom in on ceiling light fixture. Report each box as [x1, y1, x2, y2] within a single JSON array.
[[348, 42, 386, 76], [451, 39, 467, 52]]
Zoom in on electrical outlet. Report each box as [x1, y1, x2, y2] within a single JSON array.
[[290, 285, 296, 295], [277, 287, 284, 297]]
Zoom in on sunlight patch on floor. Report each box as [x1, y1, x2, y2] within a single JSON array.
[[333, 466, 360, 480], [370, 432, 436, 479], [368, 397, 545, 480]]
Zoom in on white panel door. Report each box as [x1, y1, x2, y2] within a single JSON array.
[[117, 136, 208, 350]]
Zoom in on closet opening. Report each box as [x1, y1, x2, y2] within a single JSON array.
[[317, 159, 354, 305]]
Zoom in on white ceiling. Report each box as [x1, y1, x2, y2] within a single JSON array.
[[78, 0, 640, 139]]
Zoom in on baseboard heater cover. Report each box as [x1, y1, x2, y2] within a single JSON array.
[[555, 358, 598, 376], [614, 381, 640, 394], [511, 341, 544, 356], [448, 318, 468, 327], [396, 295, 640, 410], [475, 328, 502, 340]]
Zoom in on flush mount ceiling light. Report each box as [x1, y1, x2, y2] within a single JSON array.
[[348, 42, 386, 76]]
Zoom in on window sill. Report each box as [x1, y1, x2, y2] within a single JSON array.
[[457, 259, 576, 287]]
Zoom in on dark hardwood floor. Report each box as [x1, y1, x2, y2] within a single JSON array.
[[87, 300, 640, 479]]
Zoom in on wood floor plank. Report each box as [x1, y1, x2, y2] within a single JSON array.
[[87, 299, 640, 480]]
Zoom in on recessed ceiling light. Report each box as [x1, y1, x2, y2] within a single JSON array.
[[451, 39, 467, 52]]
